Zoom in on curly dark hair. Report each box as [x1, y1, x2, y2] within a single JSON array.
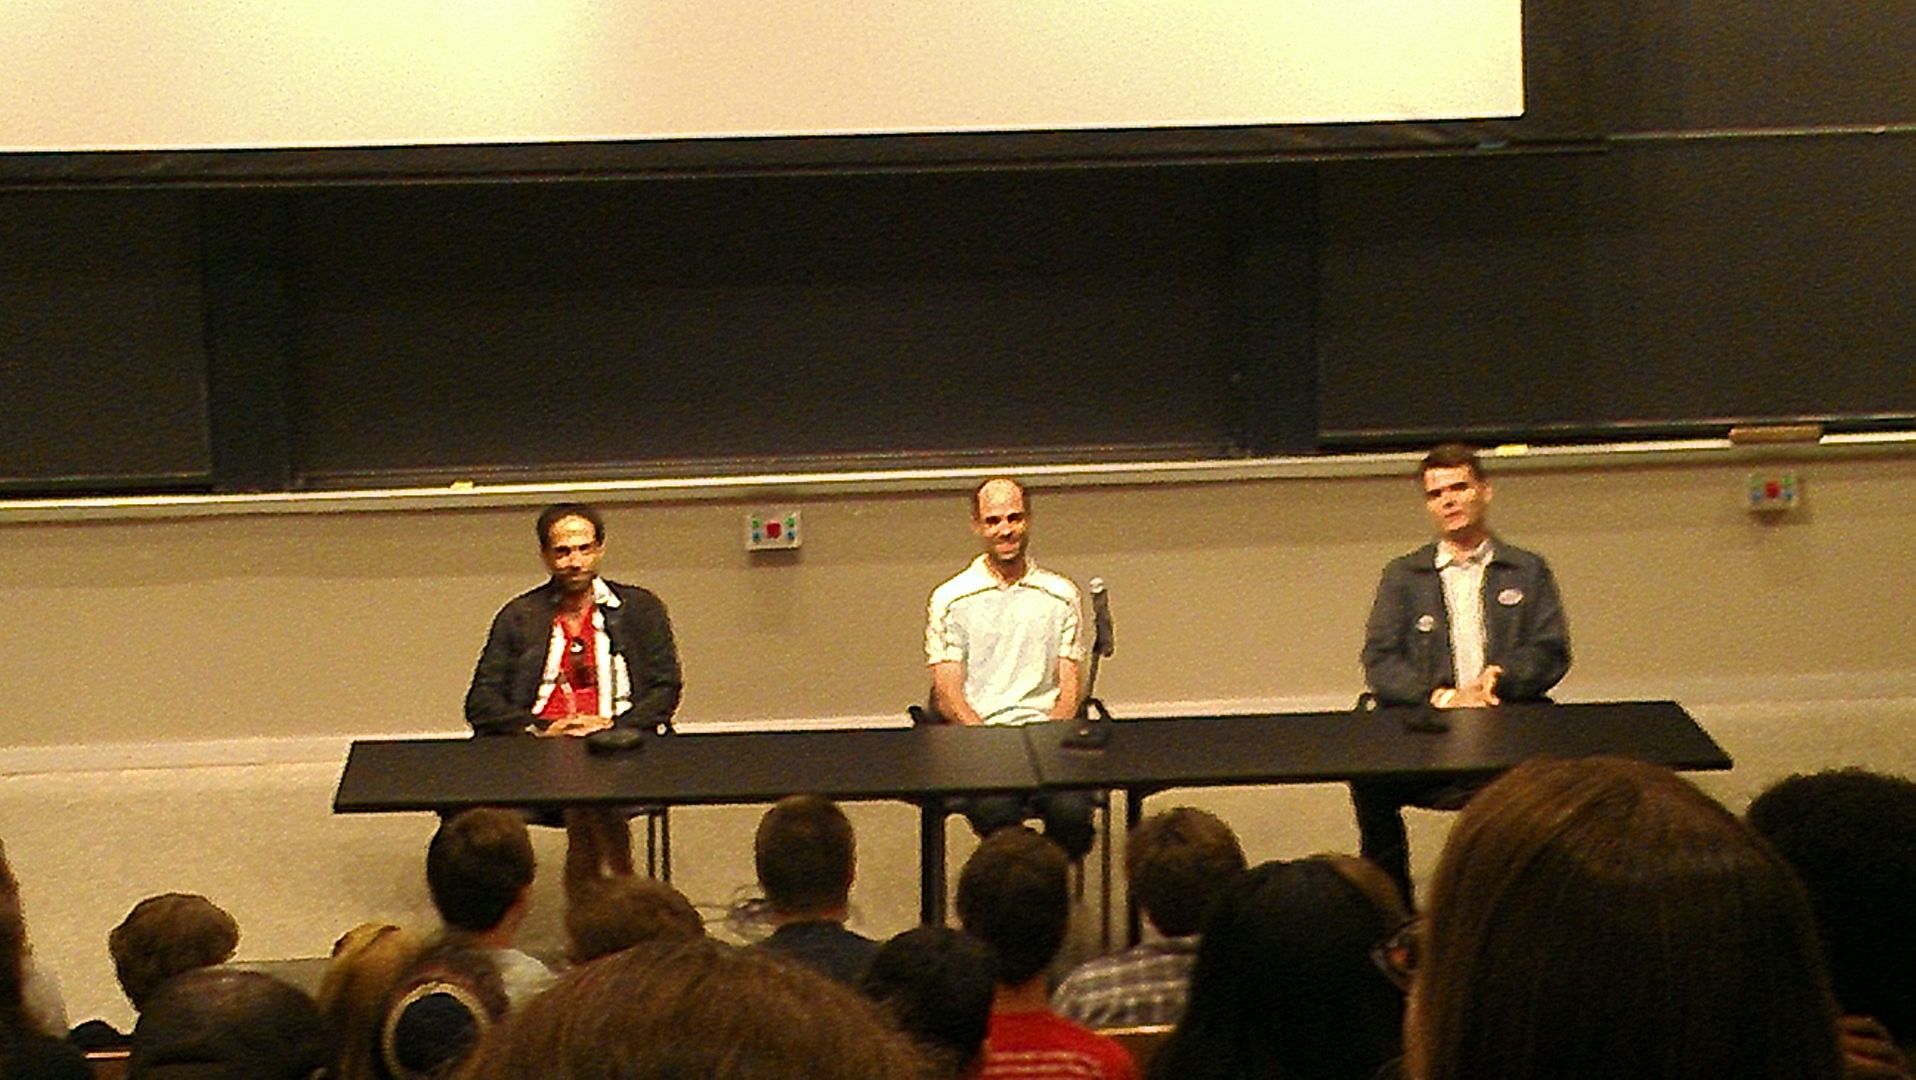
[[109, 893, 241, 1009], [1126, 807, 1246, 938], [1748, 767, 1916, 1045], [955, 827, 1068, 988], [754, 795, 856, 916], [427, 809, 535, 934]]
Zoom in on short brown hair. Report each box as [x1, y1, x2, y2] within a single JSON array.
[[1127, 808, 1247, 937], [459, 939, 926, 1080], [427, 809, 535, 934], [956, 827, 1069, 988], [861, 927, 994, 1079], [110, 893, 242, 1010], [1416, 756, 1840, 1080], [1419, 443, 1484, 482], [754, 795, 855, 915], [566, 877, 705, 964]]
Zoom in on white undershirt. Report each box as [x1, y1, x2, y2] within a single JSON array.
[[1436, 540, 1492, 687]]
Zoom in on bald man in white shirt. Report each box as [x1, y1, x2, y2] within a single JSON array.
[[925, 477, 1095, 859]]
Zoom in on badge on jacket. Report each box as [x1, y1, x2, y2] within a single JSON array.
[[1497, 588, 1524, 606]]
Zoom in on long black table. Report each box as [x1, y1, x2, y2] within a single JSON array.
[[1028, 700, 1732, 832], [334, 723, 1035, 924], [1028, 699, 1730, 940], [334, 701, 1729, 925]]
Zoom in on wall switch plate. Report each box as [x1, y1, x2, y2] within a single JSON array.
[[1747, 472, 1799, 513], [746, 509, 802, 550]]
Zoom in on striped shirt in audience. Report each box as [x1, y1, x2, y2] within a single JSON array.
[[1050, 936, 1199, 1030]]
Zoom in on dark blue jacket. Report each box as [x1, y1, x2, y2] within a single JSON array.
[[1360, 539, 1570, 706], [464, 578, 682, 735]]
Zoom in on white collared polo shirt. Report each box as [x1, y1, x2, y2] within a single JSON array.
[[925, 555, 1085, 725]]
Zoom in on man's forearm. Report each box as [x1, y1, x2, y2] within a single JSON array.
[[1047, 660, 1084, 719], [930, 664, 986, 725]]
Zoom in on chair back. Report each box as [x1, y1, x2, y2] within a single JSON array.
[[908, 690, 949, 725], [1099, 1024, 1174, 1075], [85, 1049, 131, 1080]]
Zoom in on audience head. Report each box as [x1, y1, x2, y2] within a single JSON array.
[[861, 927, 994, 1079], [1409, 755, 1840, 1080], [1152, 855, 1406, 1080], [379, 943, 508, 1080], [956, 826, 1069, 988], [0, 840, 26, 1034], [754, 795, 856, 918], [110, 893, 243, 1011], [129, 967, 334, 1080], [1126, 807, 1247, 938], [316, 923, 425, 1080], [426, 809, 535, 935], [1748, 767, 1916, 1045], [565, 876, 704, 964], [459, 938, 925, 1079]]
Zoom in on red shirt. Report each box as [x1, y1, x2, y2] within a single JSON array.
[[538, 606, 599, 721], [980, 1010, 1136, 1080]]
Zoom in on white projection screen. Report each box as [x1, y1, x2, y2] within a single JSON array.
[[2, 2, 1522, 152]]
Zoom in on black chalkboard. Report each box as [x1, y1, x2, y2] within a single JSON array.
[[1, 0, 1912, 496], [1315, 134, 1916, 445], [0, 192, 211, 492]]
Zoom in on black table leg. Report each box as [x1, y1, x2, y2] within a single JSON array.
[[920, 798, 948, 925]]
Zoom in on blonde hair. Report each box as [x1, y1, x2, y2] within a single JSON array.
[[317, 922, 426, 1080]]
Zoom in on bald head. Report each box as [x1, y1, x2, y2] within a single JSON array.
[[970, 477, 1031, 573]]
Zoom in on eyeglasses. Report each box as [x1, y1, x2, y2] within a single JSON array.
[[1371, 917, 1421, 992]]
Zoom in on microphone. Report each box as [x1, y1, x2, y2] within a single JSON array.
[[1062, 577, 1114, 750], [1089, 578, 1114, 658]]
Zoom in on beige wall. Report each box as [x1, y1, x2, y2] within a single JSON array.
[[1, 448, 1909, 754], [2, 446, 1912, 1027]]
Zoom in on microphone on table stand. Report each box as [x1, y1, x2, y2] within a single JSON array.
[[1062, 578, 1116, 751]]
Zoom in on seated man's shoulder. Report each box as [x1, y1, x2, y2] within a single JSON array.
[[1052, 951, 1130, 1005], [495, 582, 557, 617], [487, 947, 557, 1007], [1052, 944, 1195, 1029], [1490, 539, 1553, 570], [986, 1011, 1138, 1080], [756, 922, 879, 986], [1381, 543, 1439, 576], [930, 560, 990, 603], [1020, 565, 1082, 604], [603, 578, 665, 607]]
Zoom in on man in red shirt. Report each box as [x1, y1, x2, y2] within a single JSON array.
[[465, 503, 682, 739], [956, 828, 1136, 1080], [464, 502, 683, 876]]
